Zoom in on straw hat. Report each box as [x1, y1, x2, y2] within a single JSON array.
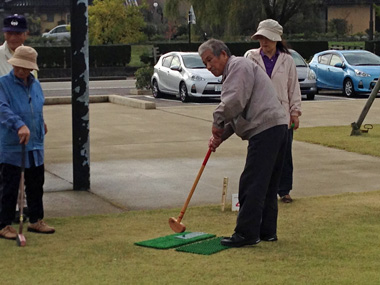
[[8, 46, 39, 71], [252, 19, 283, 42]]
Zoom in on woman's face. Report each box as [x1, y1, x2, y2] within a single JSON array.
[[256, 35, 277, 55], [13, 66, 32, 81]]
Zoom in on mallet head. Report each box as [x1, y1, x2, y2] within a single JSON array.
[[16, 234, 26, 247], [168, 217, 186, 233]]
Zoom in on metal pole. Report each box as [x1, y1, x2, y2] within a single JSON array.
[[351, 76, 380, 136], [71, 0, 90, 190], [188, 10, 191, 45]]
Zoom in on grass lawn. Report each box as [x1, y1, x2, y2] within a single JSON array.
[[329, 41, 365, 49], [294, 124, 380, 157], [2, 191, 380, 284], [129, 45, 153, 67], [2, 125, 380, 284]]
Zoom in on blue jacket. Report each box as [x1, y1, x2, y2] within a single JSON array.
[[0, 70, 45, 152]]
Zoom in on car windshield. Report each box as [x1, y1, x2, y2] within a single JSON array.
[[290, 51, 307, 67], [181, 54, 206, 69], [342, 52, 380, 66]]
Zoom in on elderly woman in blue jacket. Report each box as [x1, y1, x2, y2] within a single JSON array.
[[0, 46, 55, 240]]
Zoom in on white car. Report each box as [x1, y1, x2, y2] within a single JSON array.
[[42, 25, 70, 41], [151, 51, 222, 102]]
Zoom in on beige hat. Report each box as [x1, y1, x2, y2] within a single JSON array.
[[252, 19, 283, 42], [8, 46, 39, 71]]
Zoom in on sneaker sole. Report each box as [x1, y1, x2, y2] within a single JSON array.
[[27, 228, 55, 234], [0, 234, 17, 240]]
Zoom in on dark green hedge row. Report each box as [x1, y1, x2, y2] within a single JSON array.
[[34, 45, 131, 68], [154, 42, 261, 55], [154, 41, 328, 62], [286, 41, 329, 61], [365, 41, 380, 55]]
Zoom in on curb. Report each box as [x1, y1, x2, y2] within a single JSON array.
[[44, 95, 156, 110]]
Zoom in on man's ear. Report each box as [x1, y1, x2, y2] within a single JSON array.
[[219, 50, 229, 63]]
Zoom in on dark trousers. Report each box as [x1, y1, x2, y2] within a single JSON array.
[[0, 163, 45, 228], [234, 125, 287, 240], [278, 128, 293, 197]]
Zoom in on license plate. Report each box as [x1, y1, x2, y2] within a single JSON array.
[[215, 85, 222, 92]]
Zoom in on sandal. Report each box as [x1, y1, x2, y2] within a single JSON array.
[[280, 194, 293, 203]]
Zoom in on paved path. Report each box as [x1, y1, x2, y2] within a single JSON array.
[[42, 98, 380, 217]]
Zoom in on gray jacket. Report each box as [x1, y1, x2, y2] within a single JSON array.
[[213, 56, 288, 141]]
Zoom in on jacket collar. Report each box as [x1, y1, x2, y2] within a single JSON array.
[[10, 69, 35, 86]]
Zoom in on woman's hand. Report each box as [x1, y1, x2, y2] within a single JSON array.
[[18, 125, 30, 145]]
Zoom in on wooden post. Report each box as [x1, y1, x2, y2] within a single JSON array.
[[221, 177, 228, 211]]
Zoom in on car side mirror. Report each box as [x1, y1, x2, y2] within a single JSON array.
[[334, 62, 344, 68], [170, 65, 182, 72]]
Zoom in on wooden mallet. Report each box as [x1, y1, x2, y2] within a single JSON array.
[[169, 149, 212, 233]]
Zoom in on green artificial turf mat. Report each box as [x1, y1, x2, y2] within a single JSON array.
[[175, 237, 230, 255], [135, 232, 216, 249]]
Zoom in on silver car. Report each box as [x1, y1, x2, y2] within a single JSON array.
[[151, 52, 222, 102], [290, 49, 317, 100], [42, 25, 70, 41]]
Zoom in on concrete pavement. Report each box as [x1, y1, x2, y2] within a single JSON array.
[[41, 96, 380, 218]]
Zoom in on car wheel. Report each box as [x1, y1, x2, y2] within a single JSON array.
[[180, 82, 190, 103], [152, 80, 162, 98], [343, 78, 355, 97], [307, 93, 315, 100]]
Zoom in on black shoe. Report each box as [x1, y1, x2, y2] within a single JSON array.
[[261, 235, 278, 242], [220, 233, 260, 247]]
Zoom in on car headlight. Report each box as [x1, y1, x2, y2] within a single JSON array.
[[354, 69, 370, 77], [190, 74, 205, 81], [307, 69, 316, 80]]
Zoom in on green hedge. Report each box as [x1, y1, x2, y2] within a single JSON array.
[[365, 41, 380, 55], [286, 41, 329, 61], [153, 41, 328, 61], [34, 45, 131, 68], [153, 42, 260, 56]]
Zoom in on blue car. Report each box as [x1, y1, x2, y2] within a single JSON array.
[[309, 50, 380, 97]]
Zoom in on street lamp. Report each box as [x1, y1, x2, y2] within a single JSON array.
[[153, 2, 163, 23]]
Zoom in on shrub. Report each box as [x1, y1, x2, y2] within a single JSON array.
[[135, 66, 154, 90], [140, 51, 154, 65]]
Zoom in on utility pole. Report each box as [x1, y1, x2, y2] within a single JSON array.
[[71, 0, 90, 190], [188, 10, 191, 45], [369, 0, 374, 41]]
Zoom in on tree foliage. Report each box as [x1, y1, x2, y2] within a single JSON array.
[[89, 0, 146, 45], [164, 0, 321, 40], [262, 0, 306, 26]]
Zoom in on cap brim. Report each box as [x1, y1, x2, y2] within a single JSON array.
[[251, 30, 282, 42], [3, 27, 27, 33]]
